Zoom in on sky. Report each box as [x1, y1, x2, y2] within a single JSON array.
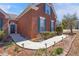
[[0, 3, 30, 15], [54, 3, 79, 22], [0, 3, 79, 22]]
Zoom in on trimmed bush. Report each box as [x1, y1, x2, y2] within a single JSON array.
[[0, 30, 5, 41], [56, 26, 63, 35], [40, 31, 56, 40], [32, 32, 56, 42], [50, 48, 63, 56], [14, 46, 20, 53], [4, 41, 14, 49]]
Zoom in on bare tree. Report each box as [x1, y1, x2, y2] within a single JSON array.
[[62, 13, 78, 34]]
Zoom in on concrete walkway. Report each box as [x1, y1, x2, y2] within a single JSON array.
[[10, 34, 68, 49]]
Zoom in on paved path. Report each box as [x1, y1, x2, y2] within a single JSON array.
[[10, 34, 68, 49]]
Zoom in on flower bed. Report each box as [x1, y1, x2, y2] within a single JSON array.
[[32, 32, 57, 42], [40, 31, 57, 40]]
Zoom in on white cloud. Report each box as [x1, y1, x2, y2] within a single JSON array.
[[55, 4, 79, 21], [0, 5, 11, 12]]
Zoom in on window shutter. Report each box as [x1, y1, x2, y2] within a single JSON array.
[[50, 20, 51, 32], [44, 4, 45, 13], [38, 17, 40, 32], [44, 18, 46, 31], [50, 20, 54, 32], [0, 18, 3, 30], [50, 7, 52, 17]]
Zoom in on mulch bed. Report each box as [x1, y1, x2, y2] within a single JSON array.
[[67, 32, 79, 56], [6, 44, 34, 56], [0, 48, 3, 56], [0, 32, 77, 56]]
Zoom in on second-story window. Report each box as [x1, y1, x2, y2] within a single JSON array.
[[45, 4, 51, 15]]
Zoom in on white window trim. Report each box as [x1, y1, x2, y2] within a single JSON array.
[[51, 20, 54, 22], [40, 16, 45, 20]]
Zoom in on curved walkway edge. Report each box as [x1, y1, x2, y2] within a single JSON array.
[[10, 34, 68, 49], [60, 34, 76, 56]]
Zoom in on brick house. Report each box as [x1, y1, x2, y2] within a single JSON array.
[[0, 3, 56, 40]]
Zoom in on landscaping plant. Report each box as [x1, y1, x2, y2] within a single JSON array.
[[56, 26, 63, 35], [62, 13, 78, 34], [34, 48, 46, 56], [0, 30, 5, 41], [40, 31, 56, 40], [50, 48, 63, 56], [33, 32, 56, 42]]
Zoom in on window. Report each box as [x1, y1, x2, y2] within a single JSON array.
[[38, 17, 46, 32], [0, 18, 3, 30], [45, 4, 51, 15], [50, 20, 54, 31]]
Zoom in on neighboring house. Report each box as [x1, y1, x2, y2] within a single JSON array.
[[75, 20, 79, 29], [0, 9, 17, 34], [0, 3, 56, 40]]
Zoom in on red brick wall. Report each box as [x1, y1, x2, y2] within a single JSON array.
[[30, 3, 56, 38], [17, 9, 33, 38], [9, 20, 17, 24], [0, 12, 8, 32], [17, 3, 56, 39]]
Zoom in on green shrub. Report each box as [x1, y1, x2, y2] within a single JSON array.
[[0, 30, 5, 41], [56, 26, 63, 35], [40, 32, 56, 40], [33, 32, 57, 42], [34, 48, 46, 56], [4, 41, 14, 49], [50, 48, 63, 56], [14, 46, 19, 53]]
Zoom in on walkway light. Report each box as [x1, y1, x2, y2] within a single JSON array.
[[62, 37, 63, 40], [22, 43, 24, 48], [54, 41, 55, 45]]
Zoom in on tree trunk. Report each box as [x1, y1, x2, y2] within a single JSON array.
[[70, 24, 73, 34]]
